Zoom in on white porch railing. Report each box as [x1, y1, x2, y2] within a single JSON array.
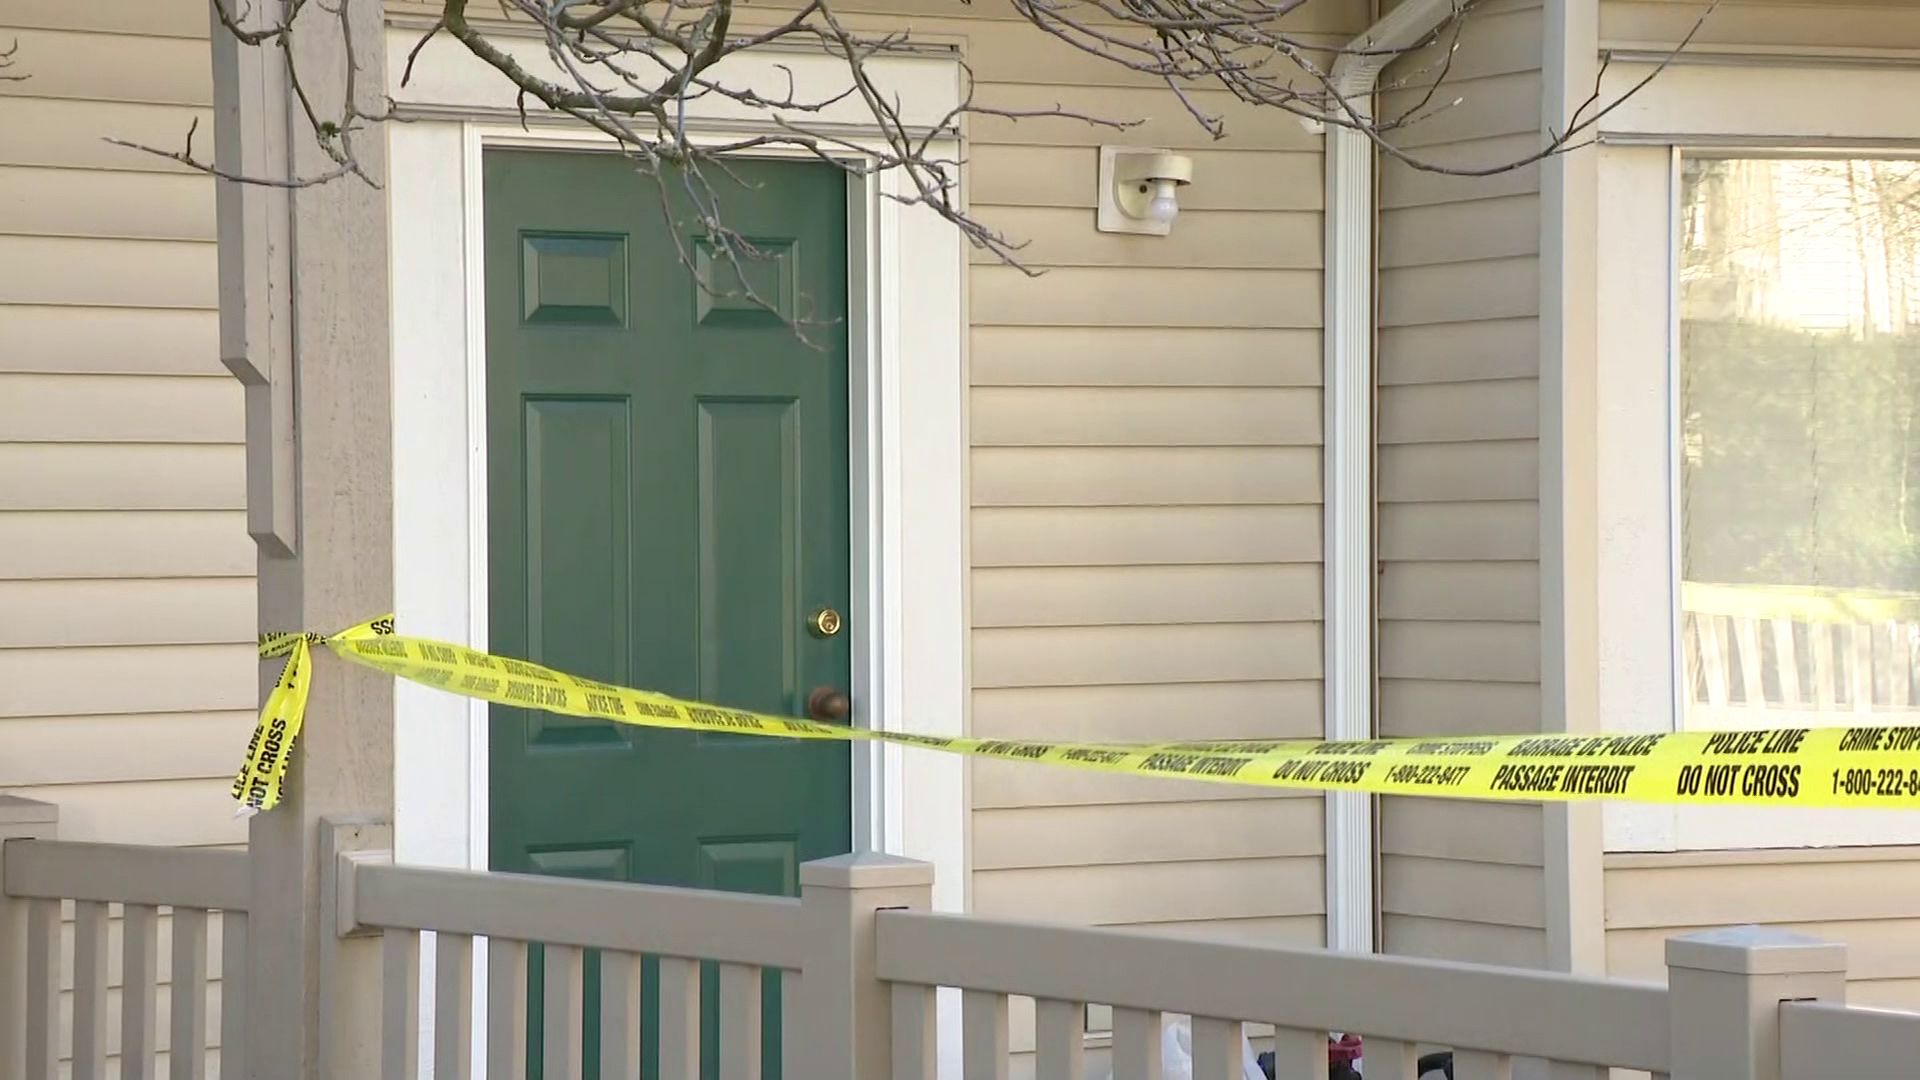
[[8, 798, 1920, 1080], [0, 798, 248, 1080], [1683, 583, 1920, 722]]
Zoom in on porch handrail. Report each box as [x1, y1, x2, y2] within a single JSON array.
[[876, 908, 1672, 1074], [1780, 999, 1920, 1080], [342, 860, 806, 967], [3, 839, 249, 911], [332, 848, 931, 1080]]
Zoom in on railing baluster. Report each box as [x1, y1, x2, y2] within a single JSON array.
[[1542, 1061, 1604, 1079], [1890, 622, 1912, 707], [435, 931, 474, 1080], [1267, 1027, 1324, 1079], [122, 902, 160, 1080], [1734, 617, 1765, 706], [891, 982, 937, 1080], [718, 962, 763, 1080], [382, 928, 420, 1080], [1190, 1016, 1243, 1080], [1453, 1048, 1513, 1080], [962, 988, 1008, 1080], [600, 950, 642, 1080], [1814, 623, 1838, 708], [1773, 618, 1802, 704], [1699, 614, 1730, 706], [781, 969, 803, 1080], [220, 911, 249, 1080], [486, 938, 529, 1080], [73, 899, 110, 1080], [24, 898, 58, 1080], [170, 907, 210, 1080], [657, 955, 700, 1080], [1852, 624, 1875, 711], [1111, 1008, 1163, 1080], [1356, 1036, 1418, 1079], [1033, 998, 1083, 1080], [542, 944, 584, 1080]]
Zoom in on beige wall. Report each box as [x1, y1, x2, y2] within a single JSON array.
[[1595, 0, 1920, 1006], [1606, 848, 1920, 1011], [950, 0, 1361, 946], [1375, 0, 1556, 970], [0, 3, 243, 1074], [0, 2, 248, 848]]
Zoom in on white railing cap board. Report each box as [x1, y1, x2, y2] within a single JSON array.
[[875, 910, 1672, 1071], [1, 839, 249, 911], [1666, 925, 1847, 976], [1780, 1000, 1920, 1080], [341, 859, 809, 966]]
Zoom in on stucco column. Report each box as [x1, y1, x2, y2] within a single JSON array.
[[210, 0, 396, 1076]]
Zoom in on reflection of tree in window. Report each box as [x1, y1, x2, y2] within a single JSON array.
[[1679, 156, 1920, 594]]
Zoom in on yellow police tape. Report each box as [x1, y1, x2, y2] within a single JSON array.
[[233, 615, 1920, 815]]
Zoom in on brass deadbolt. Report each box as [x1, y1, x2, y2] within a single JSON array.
[[808, 607, 844, 638]]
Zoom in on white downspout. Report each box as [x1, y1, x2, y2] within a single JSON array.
[[1322, 0, 1462, 957]]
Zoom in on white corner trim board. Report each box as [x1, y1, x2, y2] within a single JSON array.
[[386, 25, 968, 1078], [1321, 0, 1462, 958]]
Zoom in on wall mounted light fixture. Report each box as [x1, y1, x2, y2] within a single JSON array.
[[1096, 145, 1195, 236]]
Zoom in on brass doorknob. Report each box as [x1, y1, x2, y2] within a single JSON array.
[[807, 686, 851, 722]]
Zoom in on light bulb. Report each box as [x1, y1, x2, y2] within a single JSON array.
[[1144, 179, 1179, 225]]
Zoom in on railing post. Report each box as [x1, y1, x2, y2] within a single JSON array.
[[1666, 925, 1847, 1080], [0, 796, 59, 1080], [796, 853, 935, 1080]]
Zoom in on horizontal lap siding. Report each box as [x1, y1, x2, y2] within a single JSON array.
[[0, 4, 242, 1076], [963, 0, 1347, 963], [1605, 849, 1920, 1011], [1376, 0, 1551, 970], [1598, 0, 1920, 999]]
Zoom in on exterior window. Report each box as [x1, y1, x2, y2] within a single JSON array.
[[1593, 63, 1920, 851], [1675, 156, 1920, 728]]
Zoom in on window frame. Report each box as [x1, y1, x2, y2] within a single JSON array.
[[1592, 53, 1920, 852], [1597, 141, 1920, 852]]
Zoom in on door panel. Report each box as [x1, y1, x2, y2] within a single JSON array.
[[484, 147, 853, 1079]]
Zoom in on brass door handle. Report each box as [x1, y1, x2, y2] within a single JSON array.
[[807, 686, 851, 722]]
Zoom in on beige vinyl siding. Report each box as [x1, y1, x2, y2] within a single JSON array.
[[1606, 848, 1920, 1011], [0, 4, 241, 1076], [0, 1, 244, 839], [1593, 0, 1920, 1002], [1602, 0, 1920, 50], [958, 0, 1360, 957], [1375, 0, 1552, 970]]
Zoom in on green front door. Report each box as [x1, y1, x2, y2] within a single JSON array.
[[484, 148, 854, 1079]]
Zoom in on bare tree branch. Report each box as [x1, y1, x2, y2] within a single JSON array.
[[0, 38, 26, 83], [116, 0, 1717, 332]]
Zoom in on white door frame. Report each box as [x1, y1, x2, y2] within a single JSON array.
[[385, 35, 970, 1074]]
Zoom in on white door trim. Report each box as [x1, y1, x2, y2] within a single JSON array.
[[387, 94, 969, 1078]]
